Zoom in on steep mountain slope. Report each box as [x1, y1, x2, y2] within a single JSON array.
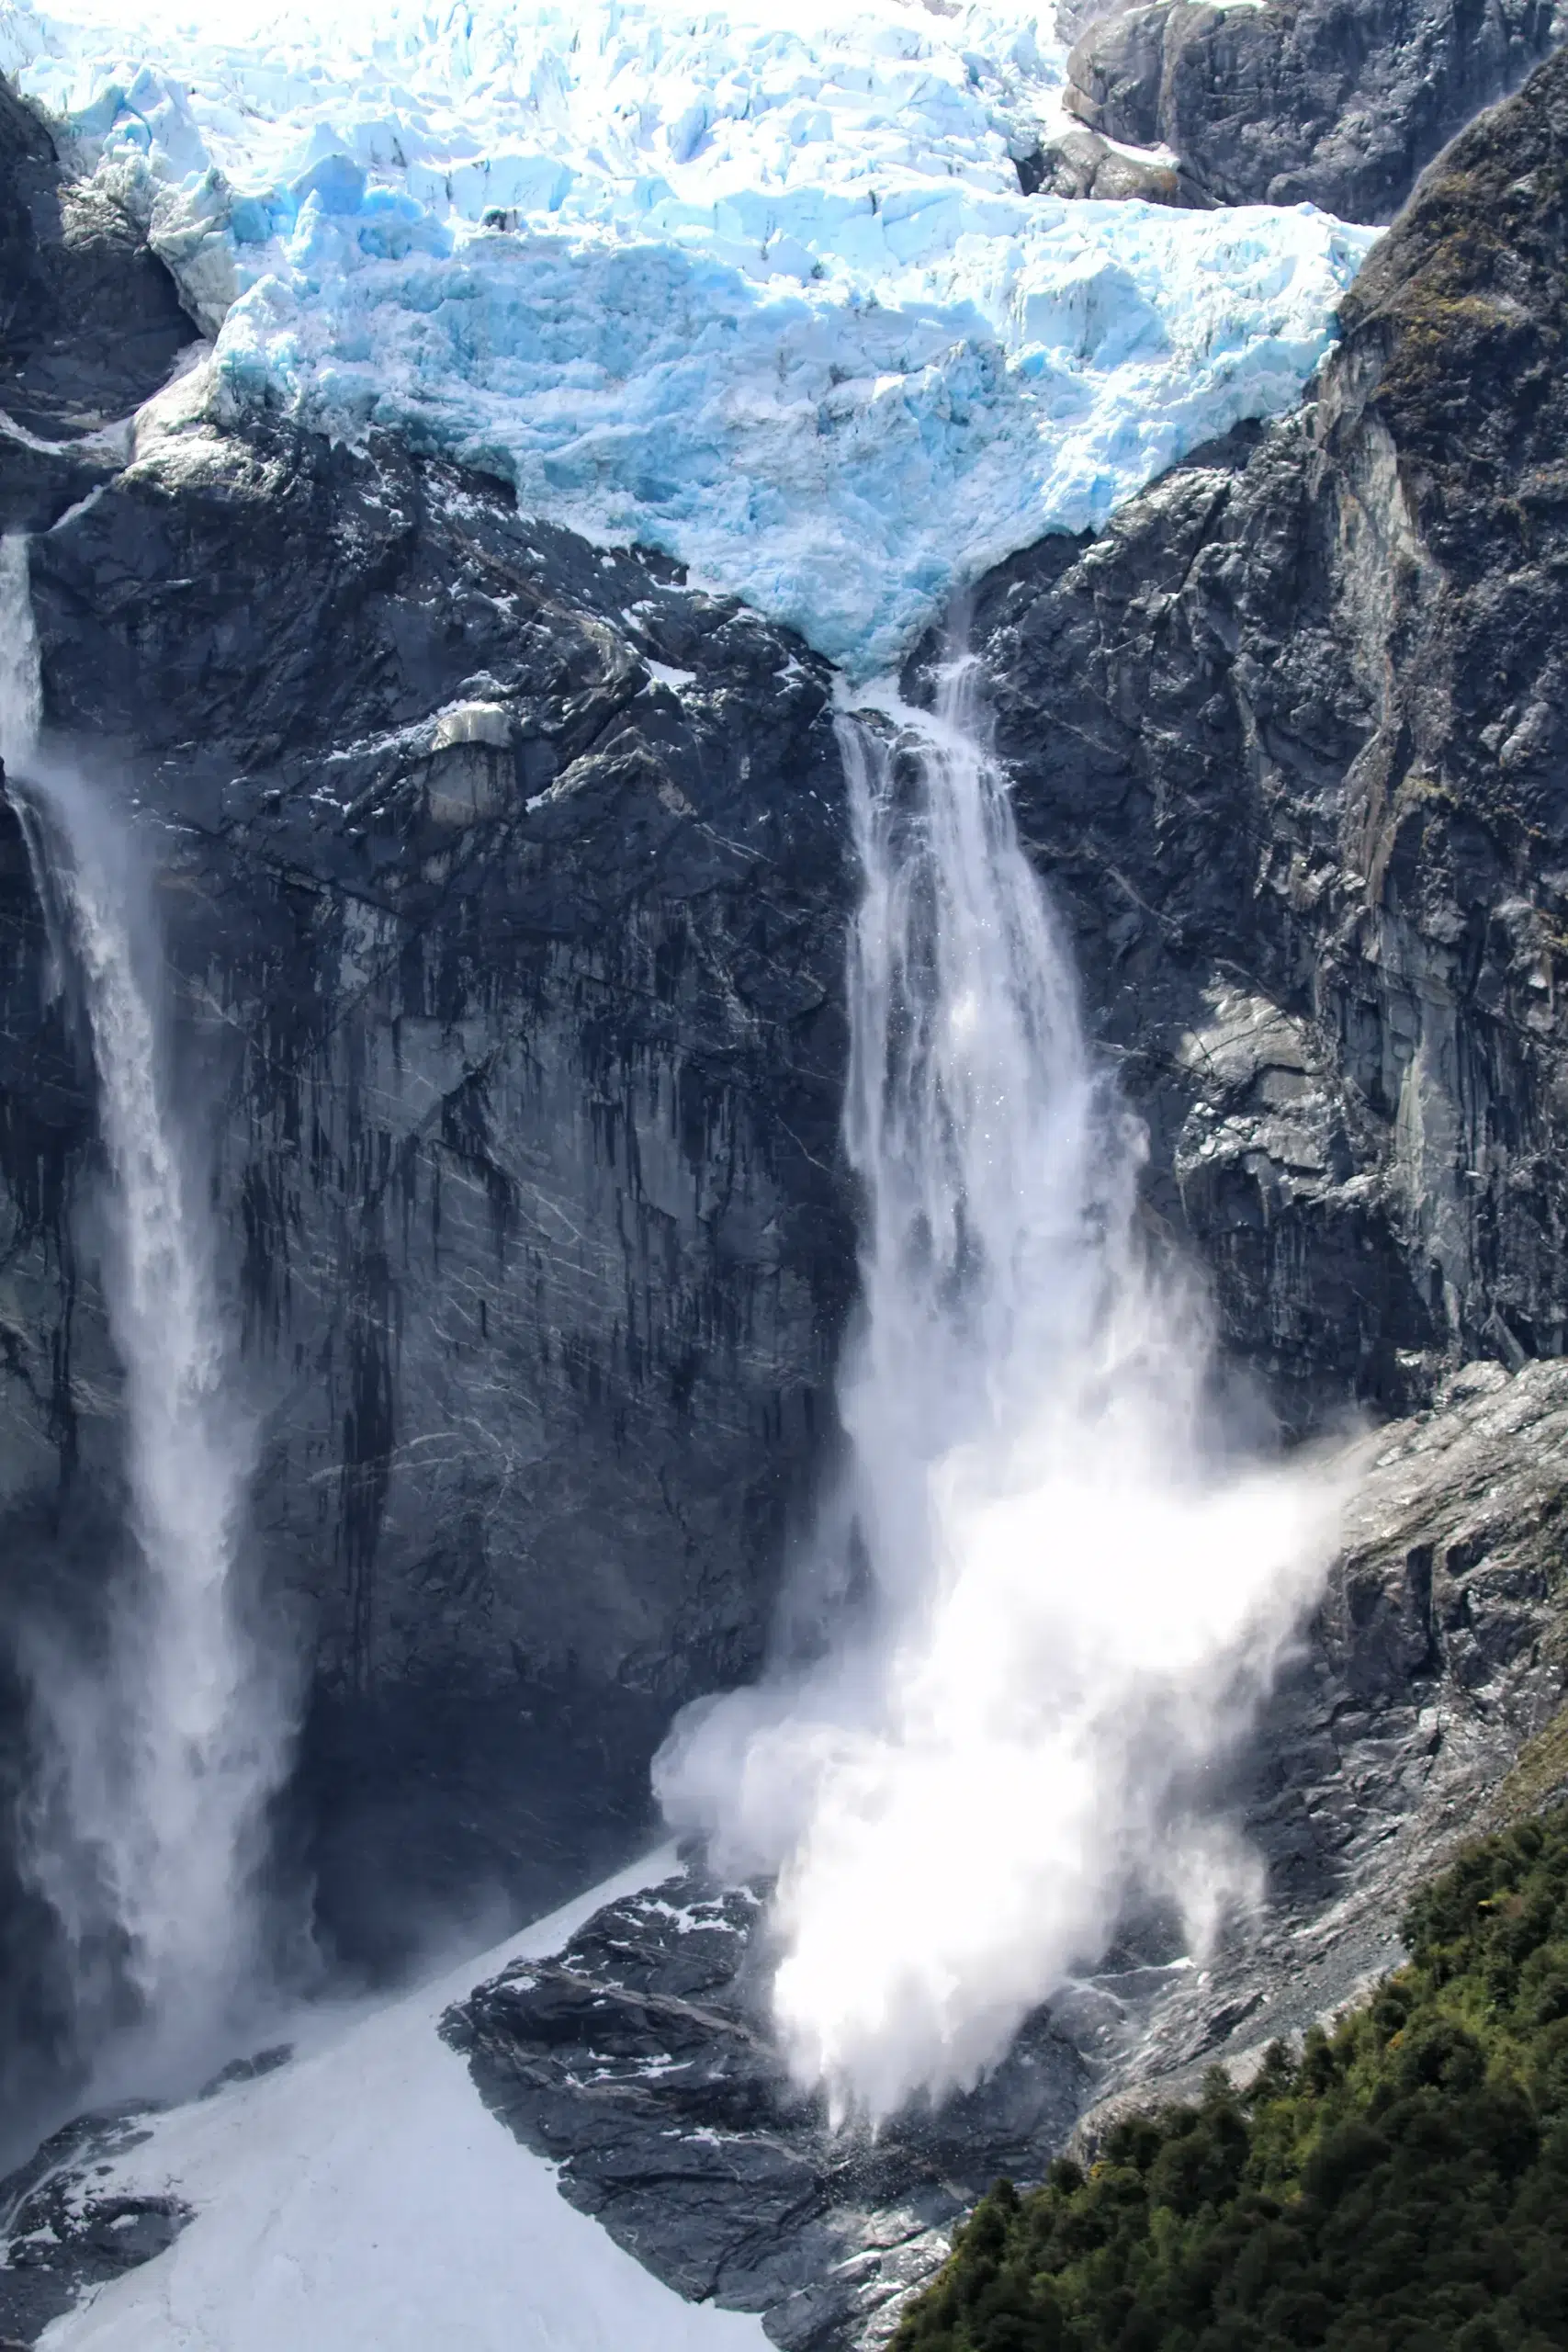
[[2, 6, 1568, 2345], [970, 41, 1568, 1421], [2, 392, 853, 2024]]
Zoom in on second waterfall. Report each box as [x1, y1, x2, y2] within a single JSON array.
[[658, 650, 1340, 2120], [0, 534, 289, 2078]]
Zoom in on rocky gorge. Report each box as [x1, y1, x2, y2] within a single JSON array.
[[4, 1, 1568, 2345]]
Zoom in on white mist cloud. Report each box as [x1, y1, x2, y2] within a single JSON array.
[[657, 662, 1342, 2120]]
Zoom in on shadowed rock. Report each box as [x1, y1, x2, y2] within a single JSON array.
[[1063, 0, 1563, 220], [0, 77, 194, 530], [964, 45, 1568, 1420]]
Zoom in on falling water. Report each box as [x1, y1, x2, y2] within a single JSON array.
[[0, 531, 284, 2069], [0, 536, 41, 763], [657, 650, 1338, 2120]]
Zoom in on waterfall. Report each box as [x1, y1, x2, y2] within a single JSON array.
[[0, 532, 286, 2072], [0, 536, 42, 768], [657, 650, 1338, 2120]]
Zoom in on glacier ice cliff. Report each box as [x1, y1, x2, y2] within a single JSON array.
[[0, 0, 1372, 667]]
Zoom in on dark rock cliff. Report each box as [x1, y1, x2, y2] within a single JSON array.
[[0, 60, 855, 2097], [0, 72, 193, 522], [2, 389, 854, 1999], [964, 42, 1568, 1424], [1058, 0, 1562, 220], [2, 8, 1568, 2301]]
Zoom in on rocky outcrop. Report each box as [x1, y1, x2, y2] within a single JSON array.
[[444, 1355, 1568, 2348], [1017, 125, 1214, 207], [955, 43, 1568, 1421], [0, 75, 194, 528], [1104, 1356, 1568, 2106], [445, 1875, 1089, 2352], [0, 2098, 196, 2344], [29, 379, 850, 1690], [1062, 0, 1563, 220]]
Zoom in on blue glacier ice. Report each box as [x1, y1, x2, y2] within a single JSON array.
[[0, 0, 1378, 670]]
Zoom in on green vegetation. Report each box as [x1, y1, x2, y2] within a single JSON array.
[[1497, 1708, 1568, 1824], [894, 1812, 1568, 2352]]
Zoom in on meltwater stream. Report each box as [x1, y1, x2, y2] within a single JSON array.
[[659, 653, 1340, 2120], [0, 534, 287, 2076]]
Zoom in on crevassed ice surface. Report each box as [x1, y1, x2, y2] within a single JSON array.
[[0, 0, 1377, 670]]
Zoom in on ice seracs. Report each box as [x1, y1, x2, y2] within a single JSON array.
[[0, 0, 1376, 670]]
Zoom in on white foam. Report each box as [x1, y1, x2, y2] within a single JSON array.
[[0, 0, 1376, 670], [657, 668, 1342, 2118]]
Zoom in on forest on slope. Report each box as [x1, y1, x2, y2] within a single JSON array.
[[896, 1812, 1568, 2352]]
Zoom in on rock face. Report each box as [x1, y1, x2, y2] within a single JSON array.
[[0, 78, 854, 2115], [961, 45, 1568, 1424], [0, 74, 194, 526], [28, 386, 851, 1697], [1104, 1356, 1568, 2108], [1, 373, 853, 2006], [446, 1356, 1568, 2348], [444, 1878, 1089, 2352], [1017, 125, 1214, 208], [1062, 0, 1563, 220], [0, 2101, 191, 2345]]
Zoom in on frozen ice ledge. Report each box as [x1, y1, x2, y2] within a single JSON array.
[[0, 0, 1377, 673]]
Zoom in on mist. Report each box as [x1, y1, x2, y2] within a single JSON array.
[[656, 653, 1343, 2121]]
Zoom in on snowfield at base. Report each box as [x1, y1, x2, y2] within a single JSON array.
[[0, 0, 1377, 670], [39, 1849, 765, 2352]]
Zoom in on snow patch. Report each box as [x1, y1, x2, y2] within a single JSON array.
[[38, 1849, 763, 2352]]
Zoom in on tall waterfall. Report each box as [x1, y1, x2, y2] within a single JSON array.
[[658, 652, 1337, 2120], [0, 532, 285, 2071]]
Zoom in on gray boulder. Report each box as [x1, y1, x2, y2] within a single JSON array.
[[1018, 125, 1215, 205]]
